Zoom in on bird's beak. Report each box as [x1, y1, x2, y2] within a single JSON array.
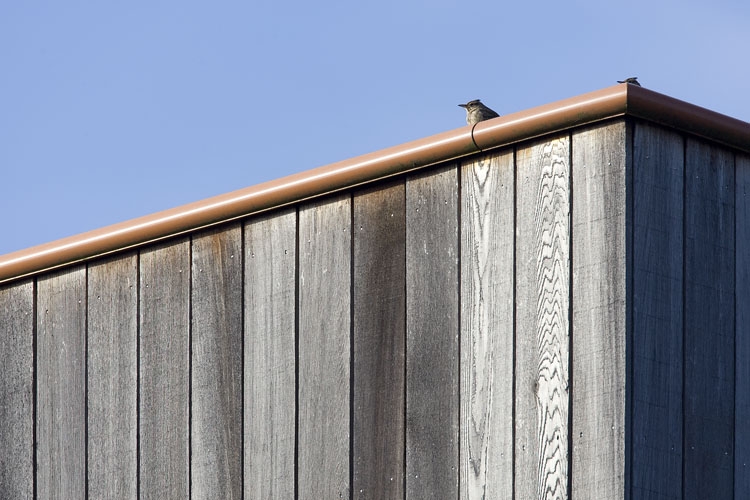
[[458, 104, 467, 108]]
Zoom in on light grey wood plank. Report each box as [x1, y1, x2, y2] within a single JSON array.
[[37, 266, 87, 500], [736, 153, 750, 499], [87, 254, 138, 500], [244, 208, 297, 500], [631, 123, 684, 499], [353, 181, 406, 500], [139, 239, 190, 500], [571, 121, 628, 500], [459, 150, 514, 500], [405, 164, 459, 499], [0, 280, 34, 500], [298, 195, 351, 499], [515, 136, 570, 500], [683, 139, 735, 499], [191, 224, 243, 500]]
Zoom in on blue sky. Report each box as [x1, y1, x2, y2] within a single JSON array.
[[2, 0, 749, 255]]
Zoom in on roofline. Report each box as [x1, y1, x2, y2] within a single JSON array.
[[1, 84, 749, 284]]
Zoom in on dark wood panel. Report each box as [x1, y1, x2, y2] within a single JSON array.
[[683, 139, 735, 499], [37, 266, 87, 500], [0, 280, 34, 500], [191, 225, 243, 500], [631, 123, 684, 499], [515, 136, 570, 500], [571, 122, 628, 500], [405, 164, 459, 499], [244, 208, 297, 500], [87, 254, 138, 499], [460, 150, 514, 500], [139, 239, 190, 499], [352, 181, 406, 499], [298, 195, 351, 499], [736, 153, 750, 498]]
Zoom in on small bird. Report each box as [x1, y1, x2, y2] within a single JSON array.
[[617, 77, 641, 86], [458, 99, 500, 126]]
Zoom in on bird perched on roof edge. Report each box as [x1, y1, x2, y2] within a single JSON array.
[[458, 99, 500, 126], [617, 77, 641, 86]]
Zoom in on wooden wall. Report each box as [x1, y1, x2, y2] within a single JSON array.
[[630, 123, 750, 500], [1, 119, 749, 499]]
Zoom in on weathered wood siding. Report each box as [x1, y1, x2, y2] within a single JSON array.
[[1, 118, 749, 499], [572, 123, 629, 500], [353, 181, 406, 499], [87, 254, 138, 500], [684, 140, 735, 499], [139, 239, 190, 499], [191, 225, 243, 500], [630, 124, 684, 499], [515, 135, 571, 500], [736, 153, 750, 498], [244, 208, 296, 500], [405, 164, 460, 499], [460, 150, 514, 500], [0, 280, 34, 500], [298, 194, 351, 499], [37, 267, 87, 500]]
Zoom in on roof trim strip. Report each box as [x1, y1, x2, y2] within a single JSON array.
[[1, 84, 748, 283]]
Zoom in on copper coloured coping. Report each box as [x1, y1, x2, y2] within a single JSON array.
[[1, 84, 749, 284]]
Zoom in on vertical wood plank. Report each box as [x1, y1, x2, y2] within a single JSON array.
[[571, 122, 628, 500], [406, 165, 459, 499], [736, 153, 750, 498], [515, 136, 570, 500], [631, 123, 683, 499], [0, 280, 34, 500], [87, 254, 138, 500], [459, 150, 514, 500], [683, 139, 735, 499], [139, 239, 190, 499], [352, 181, 406, 499], [298, 195, 351, 499], [37, 266, 87, 500], [245, 209, 296, 500], [192, 225, 243, 500]]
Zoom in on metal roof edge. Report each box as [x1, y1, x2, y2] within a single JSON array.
[[1, 84, 748, 284], [626, 85, 750, 152]]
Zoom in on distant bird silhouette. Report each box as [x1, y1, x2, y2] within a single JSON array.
[[458, 99, 500, 126], [617, 77, 641, 86]]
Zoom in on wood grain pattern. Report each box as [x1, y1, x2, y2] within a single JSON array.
[[571, 122, 628, 500], [191, 225, 243, 500], [244, 208, 297, 500], [736, 153, 750, 498], [515, 137, 570, 500], [460, 150, 514, 500], [37, 266, 87, 500], [87, 254, 138, 500], [0, 280, 34, 500], [631, 123, 684, 499], [139, 239, 190, 499], [405, 165, 459, 499], [683, 139, 735, 499], [298, 195, 351, 499], [352, 181, 406, 499]]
